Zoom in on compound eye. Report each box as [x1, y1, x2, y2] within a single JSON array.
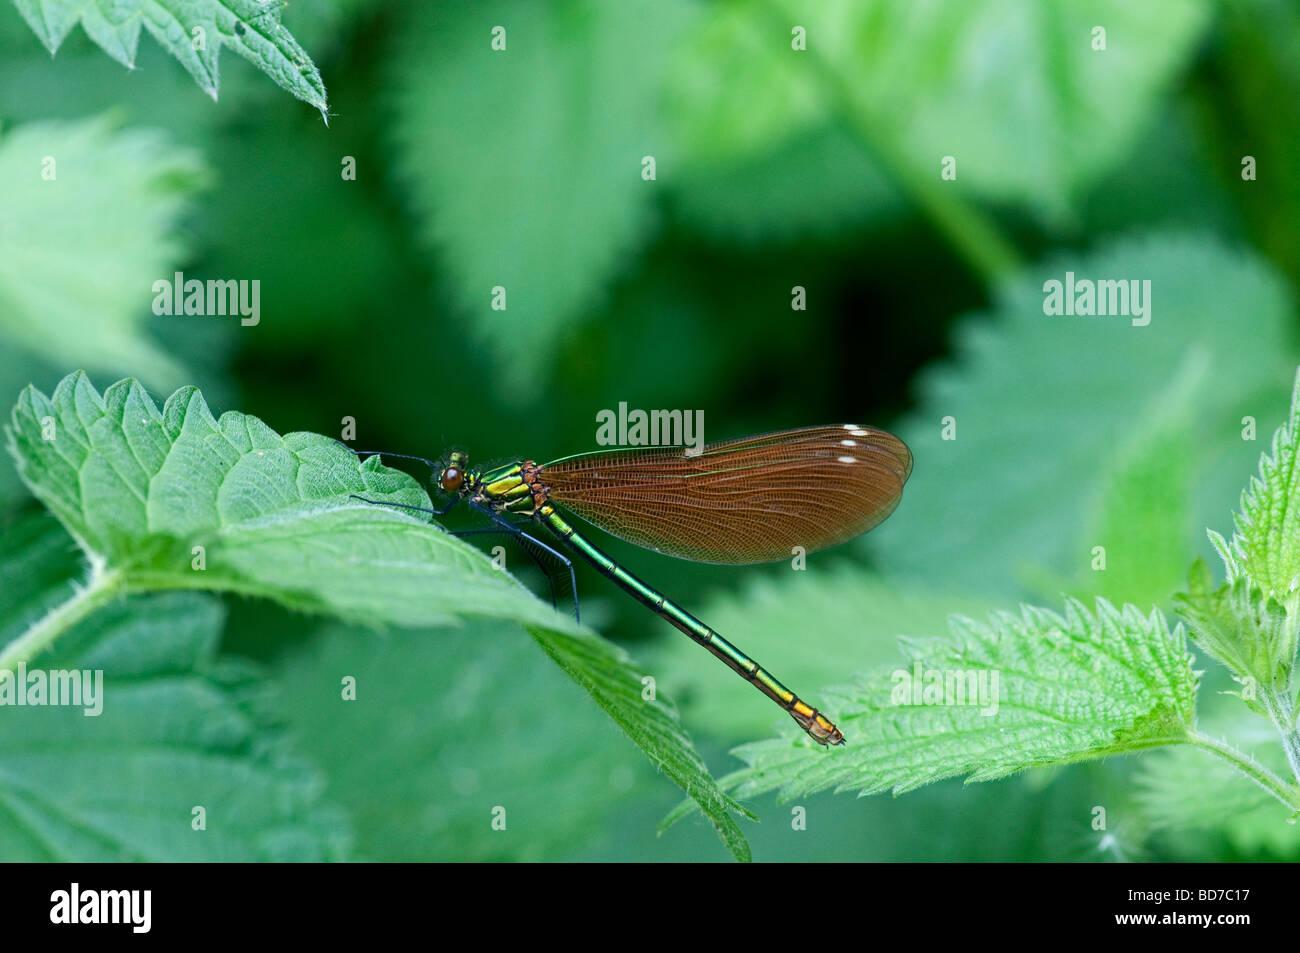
[[439, 467, 463, 493]]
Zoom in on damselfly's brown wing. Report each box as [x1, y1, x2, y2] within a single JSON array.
[[539, 425, 911, 564]]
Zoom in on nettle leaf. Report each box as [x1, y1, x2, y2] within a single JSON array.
[[1177, 368, 1300, 694], [1214, 367, 1300, 598], [10, 0, 328, 113], [274, 620, 666, 862], [1021, 360, 1204, 609], [669, 0, 1210, 219], [0, 116, 207, 390], [5, 372, 751, 859], [1176, 560, 1291, 695], [531, 612, 755, 859], [7, 371, 554, 626], [0, 572, 349, 860], [389, 0, 695, 382], [1071, 373, 1199, 603], [716, 599, 1197, 804], [868, 233, 1298, 604]]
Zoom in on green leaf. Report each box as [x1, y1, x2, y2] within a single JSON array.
[[275, 618, 748, 860], [670, 0, 1211, 219], [7, 370, 532, 626], [1176, 560, 1292, 695], [389, 0, 694, 382], [1073, 389, 1196, 605], [1023, 354, 1204, 608], [720, 598, 1198, 802], [1213, 366, 1300, 599], [5, 371, 752, 859], [0, 116, 207, 390], [10, 0, 328, 113], [529, 616, 755, 859], [0, 580, 349, 859], [1177, 367, 1300, 694], [867, 233, 1299, 604]]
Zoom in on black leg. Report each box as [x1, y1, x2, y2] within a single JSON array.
[[340, 444, 441, 477], [349, 485, 580, 622], [452, 527, 561, 611], [349, 494, 460, 517], [467, 501, 581, 623]]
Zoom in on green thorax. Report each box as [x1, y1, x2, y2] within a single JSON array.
[[474, 460, 535, 512]]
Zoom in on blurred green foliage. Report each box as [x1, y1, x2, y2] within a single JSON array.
[[3, 0, 1300, 860]]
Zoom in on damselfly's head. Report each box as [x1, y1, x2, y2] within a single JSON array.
[[438, 450, 470, 494]]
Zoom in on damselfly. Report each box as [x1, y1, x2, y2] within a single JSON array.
[[351, 425, 911, 745]]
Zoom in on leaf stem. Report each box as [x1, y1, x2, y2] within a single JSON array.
[[1259, 687, 1300, 789], [0, 563, 124, 681], [1187, 728, 1300, 812]]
